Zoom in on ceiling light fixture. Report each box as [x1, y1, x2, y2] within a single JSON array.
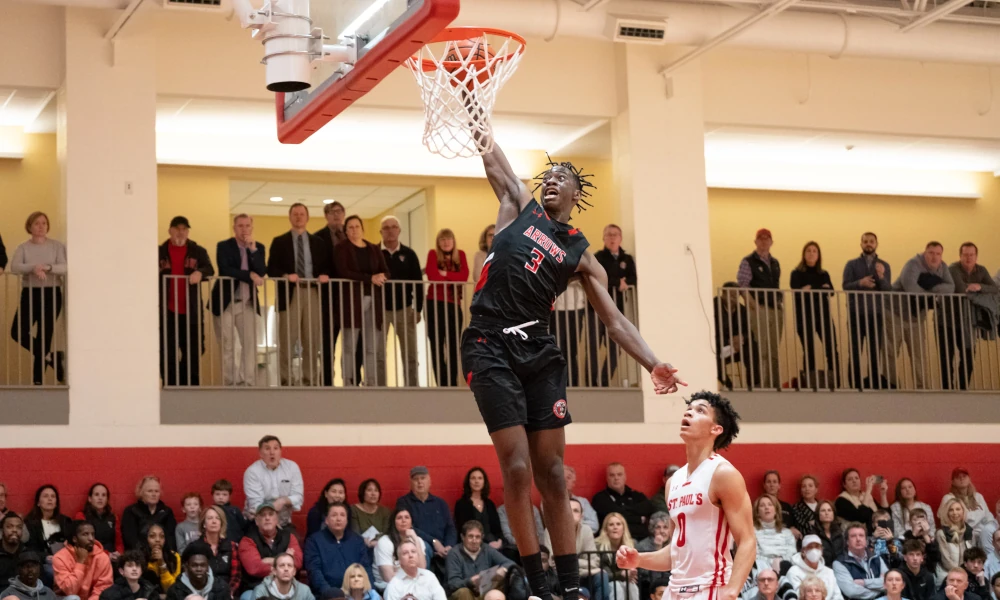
[[323, 198, 335, 204], [270, 196, 283, 202]]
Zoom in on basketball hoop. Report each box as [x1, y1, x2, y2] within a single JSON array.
[[406, 27, 526, 159]]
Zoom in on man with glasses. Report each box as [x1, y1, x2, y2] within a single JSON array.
[[380, 215, 424, 387]]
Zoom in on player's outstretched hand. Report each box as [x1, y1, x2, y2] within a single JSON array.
[[616, 546, 639, 569], [650, 363, 687, 394]]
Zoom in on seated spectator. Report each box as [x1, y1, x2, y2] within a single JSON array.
[[244, 437, 304, 532], [892, 480, 935, 539], [496, 504, 542, 559], [833, 522, 888, 600], [383, 542, 446, 600], [793, 476, 821, 534], [563, 467, 600, 533], [1, 551, 56, 600], [1, 513, 26, 583], [595, 513, 639, 600], [307, 480, 350, 541], [938, 470, 996, 545], [985, 531, 1000, 582], [963, 548, 990, 600], [810, 501, 846, 567], [902, 510, 940, 575], [755, 494, 797, 573], [453, 469, 502, 551], [211, 481, 246, 545], [100, 550, 158, 600], [934, 568, 979, 600], [122, 477, 177, 553], [836, 470, 887, 530], [177, 494, 204, 554], [635, 511, 672, 595], [541, 499, 605, 600], [763, 472, 799, 538], [53, 521, 113, 600], [650, 577, 669, 600], [75, 484, 121, 561], [395, 467, 457, 576], [880, 570, 906, 600], [199, 505, 240, 597], [799, 575, 829, 600], [540, 545, 560, 599], [252, 553, 314, 600], [991, 573, 1000, 600], [351, 480, 391, 550], [24, 485, 74, 586], [165, 542, 231, 600], [342, 563, 380, 600], [749, 569, 780, 600], [305, 502, 372, 599], [139, 523, 182, 597], [869, 510, 901, 568], [899, 540, 935, 600], [0, 483, 16, 521], [374, 510, 427, 592], [783, 535, 843, 600], [980, 502, 1000, 560], [592, 463, 655, 542], [238, 500, 303, 600], [444, 522, 513, 600], [938, 501, 976, 582]]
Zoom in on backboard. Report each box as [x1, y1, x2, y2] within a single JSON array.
[[270, 0, 460, 144]]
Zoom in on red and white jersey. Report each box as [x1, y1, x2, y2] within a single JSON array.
[[667, 454, 733, 593]]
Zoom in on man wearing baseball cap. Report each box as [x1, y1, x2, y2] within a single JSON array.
[[1, 551, 57, 600], [159, 216, 215, 386], [395, 467, 457, 579], [785, 534, 844, 600], [737, 228, 783, 389]]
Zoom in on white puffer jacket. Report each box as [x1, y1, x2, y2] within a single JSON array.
[[756, 522, 798, 563]]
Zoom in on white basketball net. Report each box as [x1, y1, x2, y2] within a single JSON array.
[[406, 34, 525, 159]]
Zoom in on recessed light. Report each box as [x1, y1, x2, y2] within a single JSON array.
[[270, 196, 283, 202], [323, 198, 335, 204]]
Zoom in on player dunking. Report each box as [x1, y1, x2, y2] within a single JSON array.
[[461, 133, 686, 600], [617, 391, 756, 600]]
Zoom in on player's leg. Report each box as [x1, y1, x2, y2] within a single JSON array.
[[527, 427, 580, 600]]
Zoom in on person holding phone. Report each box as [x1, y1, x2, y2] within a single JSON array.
[[835, 470, 887, 530], [902, 509, 941, 575], [870, 510, 901, 568]]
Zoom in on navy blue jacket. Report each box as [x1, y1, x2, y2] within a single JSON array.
[[211, 238, 266, 317], [304, 527, 371, 596], [395, 492, 458, 548], [842, 254, 892, 314]]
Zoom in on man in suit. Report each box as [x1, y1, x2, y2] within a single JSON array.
[[211, 213, 266, 386], [313, 201, 354, 386], [268, 203, 334, 386]]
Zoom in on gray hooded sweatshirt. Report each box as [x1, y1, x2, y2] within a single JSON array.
[[1, 577, 58, 600]]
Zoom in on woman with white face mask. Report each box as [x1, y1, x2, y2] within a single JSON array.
[[782, 535, 845, 600]]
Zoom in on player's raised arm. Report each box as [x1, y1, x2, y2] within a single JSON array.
[[577, 253, 686, 394], [713, 464, 756, 600], [480, 140, 534, 218]]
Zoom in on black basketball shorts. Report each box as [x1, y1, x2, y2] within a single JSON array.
[[460, 321, 571, 434]]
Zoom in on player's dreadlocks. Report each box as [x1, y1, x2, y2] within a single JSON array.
[[533, 153, 596, 213]]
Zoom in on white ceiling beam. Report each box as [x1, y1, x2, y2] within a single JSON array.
[[105, 0, 146, 41], [682, 0, 1000, 27], [900, 0, 977, 31]]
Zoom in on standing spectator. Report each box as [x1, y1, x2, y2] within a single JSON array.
[[158, 216, 214, 387], [762, 471, 798, 538], [938, 501, 976, 582], [121, 477, 177, 553], [1, 552, 56, 600], [715, 283, 756, 390], [24, 484, 74, 582], [810, 501, 846, 568], [472, 225, 494, 284], [562, 467, 599, 534], [424, 229, 468, 387], [379, 216, 423, 387], [947, 243, 996, 390], [335, 215, 390, 387], [753, 494, 797, 573], [790, 242, 840, 389], [252, 552, 314, 600], [833, 523, 887, 600], [383, 541, 446, 600], [304, 503, 372, 599], [373, 509, 427, 592], [211, 214, 266, 387], [165, 541, 231, 600], [395, 467, 457, 578], [243, 436, 304, 531], [900, 539, 936, 600], [835, 470, 887, 529], [52, 522, 113, 600], [9, 211, 67, 385], [783, 535, 844, 600], [738, 228, 783, 389], [199, 505, 240, 597], [211, 480, 246, 545], [341, 563, 379, 600], [444, 522, 513, 600], [903, 509, 940, 576], [891, 479, 935, 539], [590, 224, 637, 386], [591, 463, 655, 542], [238, 502, 303, 600], [842, 232, 892, 390], [889, 242, 955, 390], [314, 201, 348, 388], [267, 203, 334, 387], [540, 499, 604, 600], [138, 523, 181, 595], [1, 513, 25, 582], [177, 494, 204, 555], [453, 469, 502, 550], [648, 466, 679, 517], [938, 469, 996, 544], [551, 280, 586, 387], [99, 550, 157, 600], [351, 480, 391, 549], [793, 475, 821, 534], [74, 484, 121, 561], [0, 232, 6, 274], [595, 513, 639, 600], [308, 480, 350, 541]]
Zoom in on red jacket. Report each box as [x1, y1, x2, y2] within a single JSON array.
[[52, 541, 114, 600], [425, 249, 469, 304]]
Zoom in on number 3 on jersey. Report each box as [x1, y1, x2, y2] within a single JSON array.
[[676, 513, 687, 547], [525, 248, 544, 273]]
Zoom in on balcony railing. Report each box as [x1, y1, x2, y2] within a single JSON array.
[[715, 287, 1000, 392], [0, 272, 67, 387]]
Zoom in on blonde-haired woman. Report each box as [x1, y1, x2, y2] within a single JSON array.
[[938, 469, 996, 543], [937, 499, 975, 583], [199, 505, 240, 596], [472, 224, 495, 283], [754, 493, 797, 572], [9, 211, 67, 385], [121, 475, 178, 552], [342, 563, 380, 600], [596, 512, 639, 600], [424, 228, 469, 387], [799, 574, 829, 600]]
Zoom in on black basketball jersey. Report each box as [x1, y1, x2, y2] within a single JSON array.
[[471, 200, 590, 325]]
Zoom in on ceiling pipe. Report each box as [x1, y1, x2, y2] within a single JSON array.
[[899, 0, 973, 32]]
